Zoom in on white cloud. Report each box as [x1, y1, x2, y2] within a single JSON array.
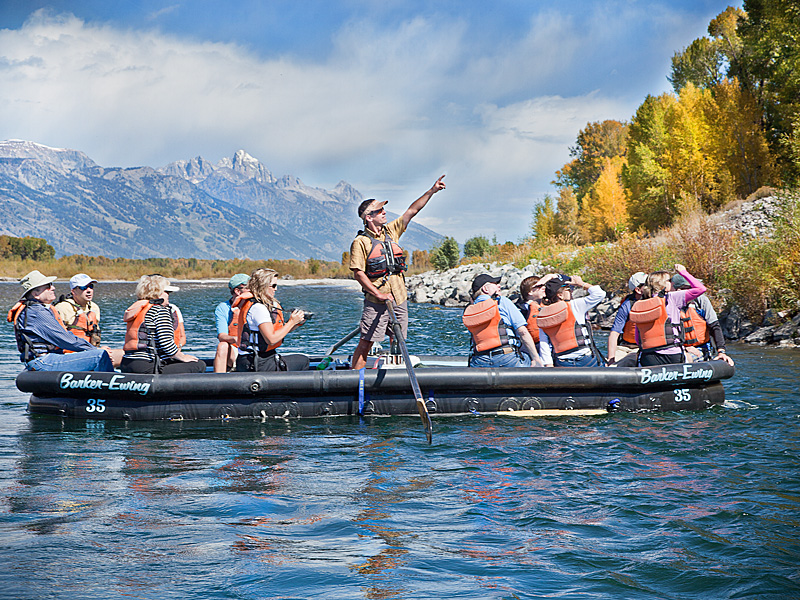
[[0, 5, 707, 243]]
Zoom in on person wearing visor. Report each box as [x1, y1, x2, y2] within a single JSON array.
[[463, 273, 543, 368], [8, 270, 114, 372], [54, 273, 124, 367], [606, 271, 647, 367], [213, 273, 250, 373], [537, 274, 606, 367], [348, 175, 446, 370]]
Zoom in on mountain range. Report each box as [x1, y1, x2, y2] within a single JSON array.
[[0, 140, 443, 261]]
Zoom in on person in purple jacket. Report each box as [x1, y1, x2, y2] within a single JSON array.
[[634, 263, 705, 367]]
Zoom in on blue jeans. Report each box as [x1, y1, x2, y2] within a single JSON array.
[[469, 349, 531, 368], [27, 348, 114, 372], [554, 352, 599, 368]]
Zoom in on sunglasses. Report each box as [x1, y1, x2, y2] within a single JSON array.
[[77, 283, 94, 290], [368, 208, 385, 217], [269, 283, 278, 289]]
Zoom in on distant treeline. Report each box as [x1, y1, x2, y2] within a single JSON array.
[[0, 239, 434, 281]]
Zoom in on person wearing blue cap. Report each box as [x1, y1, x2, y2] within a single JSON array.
[[212, 273, 250, 372]]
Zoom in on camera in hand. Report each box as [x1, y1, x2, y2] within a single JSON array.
[[302, 311, 314, 320]]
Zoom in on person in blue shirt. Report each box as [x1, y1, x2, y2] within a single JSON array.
[[212, 273, 250, 373], [464, 274, 543, 368], [606, 271, 647, 367], [9, 270, 114, 372]]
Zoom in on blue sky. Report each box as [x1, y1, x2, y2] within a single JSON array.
[[0, 0, 740, 243]]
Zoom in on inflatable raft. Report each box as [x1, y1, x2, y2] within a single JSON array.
[[17, 356, 734, 421]]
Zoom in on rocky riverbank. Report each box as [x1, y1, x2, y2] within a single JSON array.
[[406, 260, 800, 349]]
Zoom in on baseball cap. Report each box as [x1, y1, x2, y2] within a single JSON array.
[[165, 282, 180, 292], [627, 271, 647, 291], [228, 273, 250, 290], [358, 199, 388, 219], [544, 275, 571, 301], [671, 273, 697, 289], [70, 273, 98, 289], [471, 273, 501, 296]]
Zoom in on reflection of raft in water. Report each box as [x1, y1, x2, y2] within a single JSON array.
[[17, 355, 735, 421]]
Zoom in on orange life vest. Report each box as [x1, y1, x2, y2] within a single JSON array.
[[629, 296, 682, 351], [56, 298, 101, 345], [619, 295, 639, 346], [462, 298, 511, 353], [237, 299, 285, 354], [361, 229, 407, 280], [123, 299, 183, 353], [681, 303, 709, 346], [524, 301, 540, 344], [171, 305, 186, 348], [536, 300, 590, 356], [227, 291, 254, 348]]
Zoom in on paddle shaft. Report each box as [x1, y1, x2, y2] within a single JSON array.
[[325, 326, 360, 356], [384, 299, 432, 444]]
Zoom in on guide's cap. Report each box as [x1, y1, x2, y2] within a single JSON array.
[[358, 199, 388, 219]]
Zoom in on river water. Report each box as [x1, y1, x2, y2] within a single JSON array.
[[0, 281, 798, 599]]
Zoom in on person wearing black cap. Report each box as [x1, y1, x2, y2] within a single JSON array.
[[463, 273, 543, 368], [671, 273, 734, 366], [537, 274, 605, 367], [348, 175, 446, 370]]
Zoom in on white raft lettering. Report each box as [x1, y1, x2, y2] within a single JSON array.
[[640, 366, 714, 385], [59, 373, 151, 396]]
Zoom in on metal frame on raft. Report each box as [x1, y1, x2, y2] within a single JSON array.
[[17, 359, 734, 422]]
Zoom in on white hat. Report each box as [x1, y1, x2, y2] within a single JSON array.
[[70, 273, 98, 289], [165, 283, 180, 292], [627, 272, 647, 291], [19, 270, 57, 298]]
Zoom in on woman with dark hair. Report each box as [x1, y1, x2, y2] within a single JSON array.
[[235, 268, 309, 372], [121, 275, 204, 374]]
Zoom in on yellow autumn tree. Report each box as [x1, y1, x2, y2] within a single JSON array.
[[580, 156, 628, 241]]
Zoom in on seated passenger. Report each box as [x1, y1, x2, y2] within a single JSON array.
[[234, 268, 309, 372], [515, 273, 557, 360], [213, 273, 250, 373], [54, 273, 124, 367], [606, 271, 647, 367], [464, 274, 543, 368], [537, 274, 605, 367], [120, 275, 204, 374], [8, 270, 114, 372], [630, 264, 705, 367], [672, 274, 735, 366]]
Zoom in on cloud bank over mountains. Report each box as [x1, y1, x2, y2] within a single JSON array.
[[0, 4, 724, 241]]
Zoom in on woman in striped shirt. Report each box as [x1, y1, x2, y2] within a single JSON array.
[[120, 275, 205, 374]]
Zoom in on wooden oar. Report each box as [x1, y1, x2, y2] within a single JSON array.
[[324, 326, 360, 356], [385, 299, 433, 444]]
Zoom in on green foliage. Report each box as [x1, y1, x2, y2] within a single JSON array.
[[0, 235, 56, 260], [531, 195, 557, 239], [463, 235, 492, 258], [430, 237, 460, 270]]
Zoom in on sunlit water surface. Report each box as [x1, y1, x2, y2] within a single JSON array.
[[0, 281, 798, 599]]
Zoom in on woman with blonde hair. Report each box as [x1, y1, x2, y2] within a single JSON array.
[[121, 275, 204, 374], [630, 263, 705, 367], [235, 268, 309, 372]]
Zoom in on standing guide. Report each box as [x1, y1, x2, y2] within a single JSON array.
[[348, 175, 446, 370]]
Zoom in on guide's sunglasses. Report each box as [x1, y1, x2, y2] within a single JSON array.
[[77, 284, 94, 290]]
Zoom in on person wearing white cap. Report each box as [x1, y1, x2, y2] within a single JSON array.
[[606, 271, 648, 366], [348, 175, 446, 370], [7, 270, 114, 372]]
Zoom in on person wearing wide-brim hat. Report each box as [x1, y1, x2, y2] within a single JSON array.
[[8, 270, 114, 372]]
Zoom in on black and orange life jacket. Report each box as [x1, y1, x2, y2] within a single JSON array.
[[681, 302, 709, 346], [227, 291, 254, 348], [7, 300, 68, 361], [55, 297, 101, 345], [462, 298, 512, 353], [620, 295, 639, 346], [629, 296, 682, 352], [524, 301, 541, 344], [536, 300, 591, 356], [123, 299, 183, 354], [360, 229, 407, 280], [237, 299, 285, 354]]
